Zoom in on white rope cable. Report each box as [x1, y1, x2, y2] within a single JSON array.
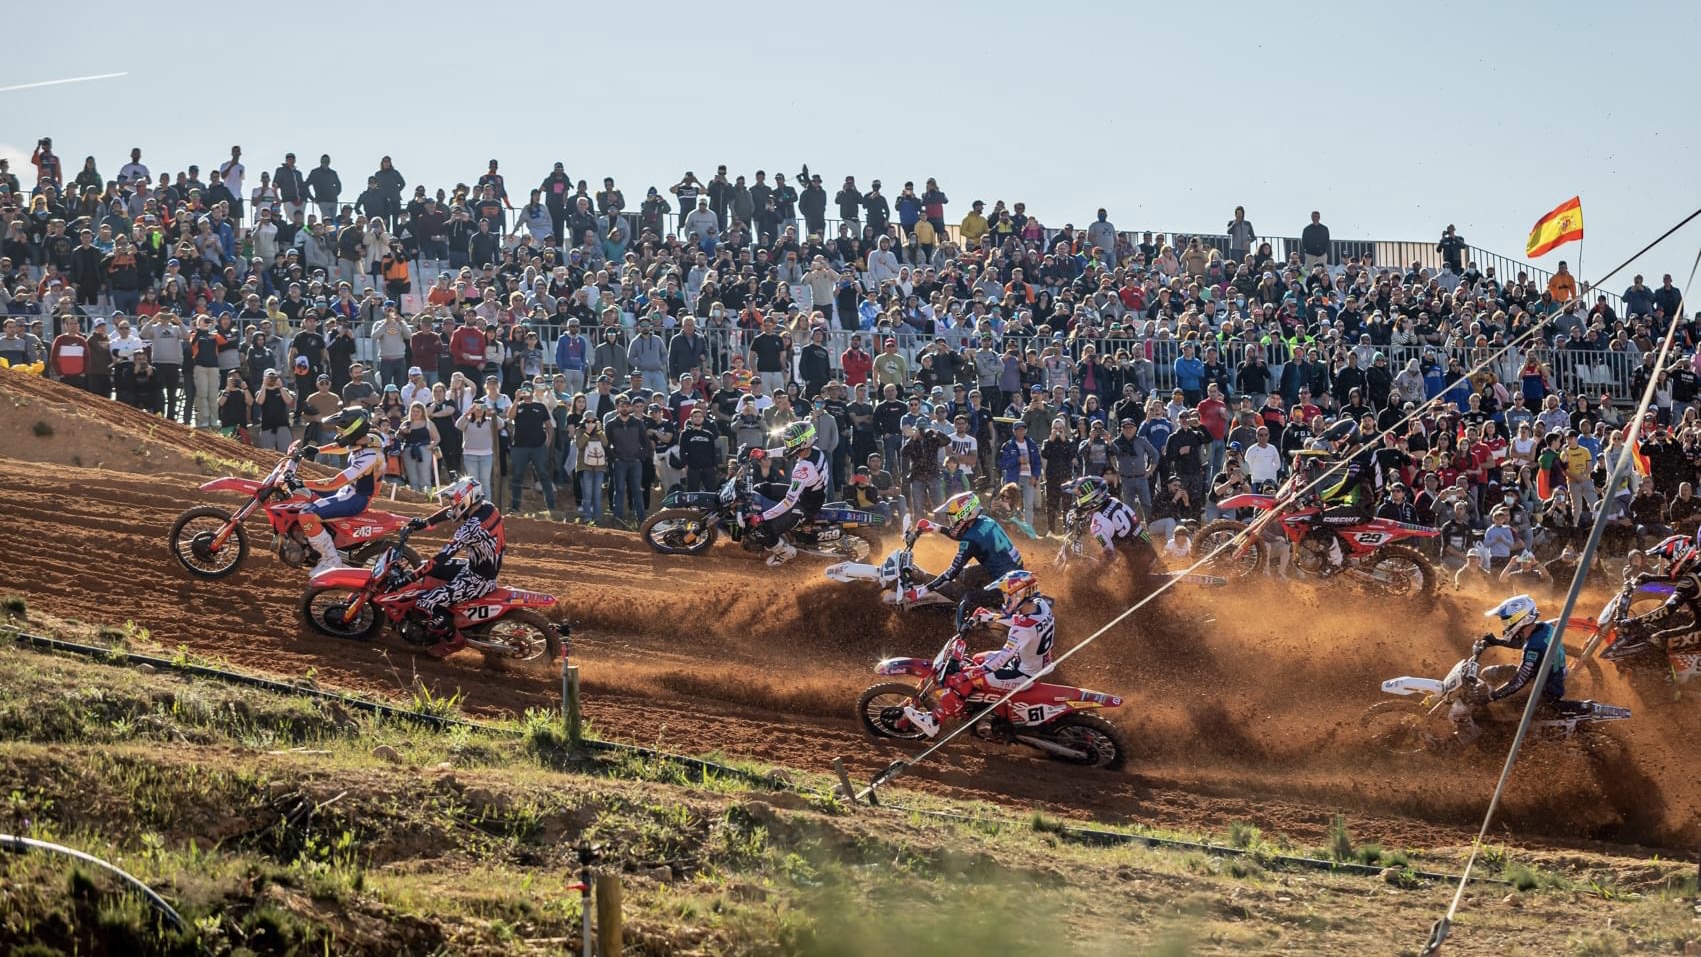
[[858, 217, 1699, 801], [1422, 240, 1701, 955]]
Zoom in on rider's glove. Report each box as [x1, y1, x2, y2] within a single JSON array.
[[744, 512, 763, 527], [969, 606, 1000, 624], [406, 517, 429, 531], [1471, 638, 1488, 658]]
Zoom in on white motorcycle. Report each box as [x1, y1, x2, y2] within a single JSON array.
[[824, 518, 958, 611], [1362, 641, 1630, 754]]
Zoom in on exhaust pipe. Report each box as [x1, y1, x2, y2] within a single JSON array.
[[1014, 734, 1088, 760]]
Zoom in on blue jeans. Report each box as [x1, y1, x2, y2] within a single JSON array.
[[1208, 439, 1225, 481], [509, 445, 556, 511], [579, 470, 605, 521], [463, 453, 494, 492], [640, 370, 667, 395], [611, 459, 644, 521]]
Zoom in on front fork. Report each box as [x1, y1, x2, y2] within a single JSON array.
[[211, 498, 261, 550]]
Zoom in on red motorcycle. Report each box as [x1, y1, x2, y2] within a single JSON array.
[[168, 447, 419, 579], [856, 632, 1129, 770], [1194, 467, 1439, 598], [300, 527, 564, 662]]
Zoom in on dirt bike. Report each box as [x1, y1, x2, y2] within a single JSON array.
[[1570, 576, 1700, 701], [856, 629, 1130, 770], [300, 527, 564, 662], [640, 447, 886, 562], [824, 518, 960, 611], [1361, 642, 1629, 754], [1051, 512, 1227, 587], [168, 446, 420, 579], [1194, 471, 1438, 598]]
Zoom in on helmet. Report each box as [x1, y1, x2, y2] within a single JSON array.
[[780, 420, 816, 455], [326, 408, 371, 446], [941, 491, 982, 537], [1485, 594, 1540, 644], [1073, 476, 1110, 512], [992, 570, 1040, 615], [1320, 419, 1358, 446], [436, 476, 485, 522], [1653, 533, 1697, 575]]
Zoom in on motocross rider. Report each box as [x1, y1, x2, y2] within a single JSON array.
[[1065, 475, 1157, 575], [298, 408, 387, 575], [908, 491, 1026, 629], [1295, 420, 1376, 573], [743, 420, 828, 566], [1463, 594, 1577, 739], [903, 569, 1056, 739], [1618, 533, 1701, 655], [406, 476, 506, 658]]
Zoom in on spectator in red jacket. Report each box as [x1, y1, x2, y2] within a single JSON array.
[[840, 333, 873, 388], [448, 317, 487, 384], [50, 316, 89, 388]]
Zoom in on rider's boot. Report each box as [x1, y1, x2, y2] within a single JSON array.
[[425, 612, 464, 658], [307, 530, 343, 574], [765, 539, 798, 567], [901, 706, 941, 738]]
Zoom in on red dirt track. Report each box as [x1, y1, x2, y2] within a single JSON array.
[[4, 372, 1699, 857]]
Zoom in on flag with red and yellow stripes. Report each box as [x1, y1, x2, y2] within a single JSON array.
[[1526, 196, 1584, 258]]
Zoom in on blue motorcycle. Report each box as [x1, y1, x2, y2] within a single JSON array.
[[639, 450, 887, 562]]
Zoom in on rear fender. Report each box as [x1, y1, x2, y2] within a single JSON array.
[[816, 507, 885, 527], [201, 477, 265, 495], [482, 587, 558, 609], [330, 511, 409, 544], [1015, 682, 1124, 708], [874, 657, 933, 678]]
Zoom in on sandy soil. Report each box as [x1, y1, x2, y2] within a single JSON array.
[[3, 371, 1697, 858]]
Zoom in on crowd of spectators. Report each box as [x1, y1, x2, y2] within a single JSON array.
[[0, 137, 1691, 572]]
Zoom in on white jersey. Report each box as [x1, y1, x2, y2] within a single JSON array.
[[760, 446, 827, 521], [1087, 499, 1142, 556], [981, 597, 1057, 680]]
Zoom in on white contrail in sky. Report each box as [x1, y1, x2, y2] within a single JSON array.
[[0, 72, 128, 94]]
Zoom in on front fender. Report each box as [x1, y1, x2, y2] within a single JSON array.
[[308, 567, 378, 589], [1380, 676, 1444, 697], [874, 657, 934, 678], [201, 477, 265, 495], [1216, 493, 1275, 511]]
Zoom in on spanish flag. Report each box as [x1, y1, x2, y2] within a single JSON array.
[[1526, 196, 1584, 258], [1624, 423, 1651, 477]]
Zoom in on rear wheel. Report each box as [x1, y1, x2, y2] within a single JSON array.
[[639, 509, 718, 555], [1366, 544, 1436, 600], [1360, 699, 1447, 754], [472, 609, 561, 663], [168, 506, 248, 578], [836, 529, 877, 563], [300, 585, 384, 641], [1037, 712, 1128, 771], [856, 682, 934, 741], [1194, 520, 1263, 578]]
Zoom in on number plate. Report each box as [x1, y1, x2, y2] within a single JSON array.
[[815, 528, 841, 542]]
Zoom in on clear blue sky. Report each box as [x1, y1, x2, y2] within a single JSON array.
[[6, 0, 1697, 290]]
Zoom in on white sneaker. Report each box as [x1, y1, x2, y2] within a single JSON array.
[[902, 706, 941, 738]]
